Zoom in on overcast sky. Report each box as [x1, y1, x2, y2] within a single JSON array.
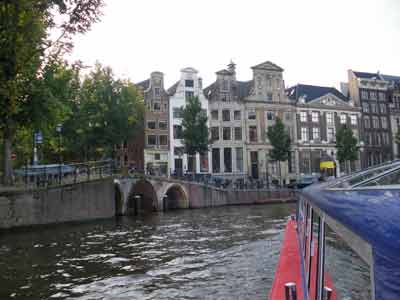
[[70, 0, 400, 90]]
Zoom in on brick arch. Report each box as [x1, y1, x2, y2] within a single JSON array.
[[128, 179, 159, 214], [160, 183, 189, 210]]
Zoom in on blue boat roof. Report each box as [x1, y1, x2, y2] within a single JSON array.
[[302, 160, 400, 300]]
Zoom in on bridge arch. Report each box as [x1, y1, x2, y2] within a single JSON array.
[[128, 179, 158, 214], [161, 183, 189, 210]]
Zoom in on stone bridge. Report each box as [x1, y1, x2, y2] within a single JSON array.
[[114, 176, 296, 216]]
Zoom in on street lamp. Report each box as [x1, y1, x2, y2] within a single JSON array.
[[56, 123, 63, 184], [358, 140, 365, 170]]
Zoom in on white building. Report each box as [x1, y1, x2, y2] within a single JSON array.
[[168, 67, 211, 175]]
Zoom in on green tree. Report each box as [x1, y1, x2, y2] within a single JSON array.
[[267, 117, 291, 185], [335, 125, 359, 174], [62, 63, 145, 161], [0, 0, 103, 184], [181, 96, 209, 173]]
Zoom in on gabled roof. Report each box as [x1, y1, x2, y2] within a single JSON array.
[[353, 71, 380, 80], [286, 84, 348, 103], [135, 79, 150, 90], [381, 74, 400, 83], [251, 61, 284, 72], [167, 81, 180, 96], [215, 69, 233, 75]]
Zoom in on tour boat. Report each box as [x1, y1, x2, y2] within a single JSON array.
[[270, 160, 400, 300]]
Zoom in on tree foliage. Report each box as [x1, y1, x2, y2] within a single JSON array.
[[335, 125, 359, 167], [181, 96, 209, 156], [267, 118, 291, 162], [0, 0, 103, 184]]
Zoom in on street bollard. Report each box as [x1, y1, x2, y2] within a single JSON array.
[[163, 195, 168, 212], [324, 286, 333, 300], [284, 282, 297, 300]]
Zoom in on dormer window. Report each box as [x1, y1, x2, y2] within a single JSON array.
[[300, 111, 307, 122]]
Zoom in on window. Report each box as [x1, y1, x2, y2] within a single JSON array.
[[234, 110, 241, 120], [362, 103, 370, 113], [154, 88, 160, 96], [159, 135, 168, 145], [371, 103, 378, 113], [312, 127, 320, 140], [211, 110, 219, 120], [223, 127, 231, 140], [267, 93, 273, 101], [376, 133, 381, 145], [211, 127, 219, 140], [147, 121, 156, 129], [285, 112, 292, 121], [370, 91, 377, 100], [372, 116, 379, 128], [326, 112, 333, 125], [312, 112, 319, 122], [300, 111, 307, 122], [159, 121, 167, 130], [379, 92, 386, 101], [266, 111, 275, 121], [173, 125, 183, 139], [174, 147, 184, 156], [364, 117, 370, 128], [350, 115, 357, 125], [185, 91, 194, 100], [248, 111, 256, 120], [153, 102, 161, 111], [222, 110, 230, 121], [185, 79, 194, 87], [221, 93, 229, 102], [340, 114, 347, 124], [173, 107, 183, 118], [380, 104, 387, 114], [222, 80, 228, 91], [212, 148, 220, 173], [200, 153, 209, 172], [328, 128, 335, 142], [236, 148, 243, 172], [234, 127, 242, 140], [154, 153, 160, 160], [381, 117, 388, 129], [147, 135, 156, 145], [301, 127, 308, 141], [361, 90, 369, 99], [249, 126, 257, 142], [224, 148, 232, 173]]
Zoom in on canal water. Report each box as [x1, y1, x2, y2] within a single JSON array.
[[0, 204, 370, 300]]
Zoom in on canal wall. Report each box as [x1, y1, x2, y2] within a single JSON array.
[[186, 184, 295, 208], [0, 178, 115, 229]]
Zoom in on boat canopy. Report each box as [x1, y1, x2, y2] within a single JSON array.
[[302, 160, 400, 300]]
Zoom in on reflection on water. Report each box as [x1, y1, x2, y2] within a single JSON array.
[[0, 204, 370, 300]]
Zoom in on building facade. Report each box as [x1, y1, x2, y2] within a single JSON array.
[[242, 61, 296, 183], [287, 84, 362, 176], [136, 71, 170, 175], [168, 67, 211, 175], [347, 71, 393, 168], [204, 62, 248, 179]]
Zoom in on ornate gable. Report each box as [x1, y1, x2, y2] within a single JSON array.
[[251, 61, 284, 72], [308, 93, 351, 108]]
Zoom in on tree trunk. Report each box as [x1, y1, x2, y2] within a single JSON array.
[[2, 127, 14, 185], [278, 161, 282, 187]]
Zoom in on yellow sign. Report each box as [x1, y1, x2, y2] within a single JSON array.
[[320, 161, 335, 169]]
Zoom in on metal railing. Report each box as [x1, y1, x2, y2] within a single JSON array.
[[12, 160, 118, 189]]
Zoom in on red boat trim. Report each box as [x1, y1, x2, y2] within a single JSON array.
[[269, 220, 337, 300]]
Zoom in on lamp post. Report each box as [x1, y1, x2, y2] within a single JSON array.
[[358, 140, 365, 170], [56, 124, 63, 184]]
